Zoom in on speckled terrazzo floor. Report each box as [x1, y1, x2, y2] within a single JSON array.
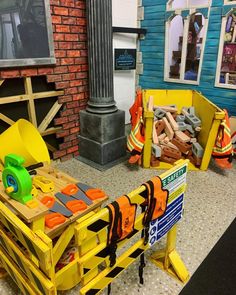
[[1, 158, 235, 295]]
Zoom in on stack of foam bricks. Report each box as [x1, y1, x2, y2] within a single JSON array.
[[149, 99, 204, 168]]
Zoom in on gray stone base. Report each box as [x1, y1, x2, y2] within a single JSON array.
[[78, 135, 127, 165]]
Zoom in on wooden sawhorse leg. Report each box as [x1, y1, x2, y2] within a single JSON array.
[[149, 225, 190, 283]]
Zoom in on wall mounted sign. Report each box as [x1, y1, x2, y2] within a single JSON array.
[[115, 49, 136, 70], [0, 0, 55, 68]]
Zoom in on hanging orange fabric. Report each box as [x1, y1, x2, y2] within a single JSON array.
[[129, 89, 143, 128], [212, 110, 233, 169], [107, 195, 137, 267], [141, 176, 169, 244]]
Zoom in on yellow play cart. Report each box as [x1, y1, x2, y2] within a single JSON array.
[[142, 89, 225, 171]]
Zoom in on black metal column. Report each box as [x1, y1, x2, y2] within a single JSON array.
[[78, 0, 126, 169], [86, 0, 117, 114]]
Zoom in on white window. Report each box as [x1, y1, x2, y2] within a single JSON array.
[[167, 0, 210, 11], [215, 9, 236, 89], [164, 12, 208, 85], [224, 1, 236, 5]]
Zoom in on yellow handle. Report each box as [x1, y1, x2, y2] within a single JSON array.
[[5, 186, 14, 194]]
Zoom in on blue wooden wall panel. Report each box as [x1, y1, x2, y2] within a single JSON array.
[[140, 0, 236, 116]]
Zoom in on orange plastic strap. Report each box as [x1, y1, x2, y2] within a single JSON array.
[[61, 184, 79, 195], [86, 188, 106, 200], [45, 213, 66, 229], [66, 200, 87, 213]]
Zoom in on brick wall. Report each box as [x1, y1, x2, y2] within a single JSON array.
[[0, 0, 88, 162]]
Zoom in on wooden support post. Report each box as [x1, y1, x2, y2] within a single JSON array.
[[24, 77, 38, 127]]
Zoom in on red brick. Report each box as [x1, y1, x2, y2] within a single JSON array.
[[60, 109, 74, 117], [38, 68, 53, 75], [64, 134, 77, 142], [62, 16, 77, 25], [50, 0, 60, 5], [54, 116, 68, 125], [75, 1, 86, 9], [53, 149, 67, 159], [77, 18, 86, 26], [81, 64, 88, 71], [56, 129, 70, 138], [20, 69, 38, 77], [70, 127, 80, 134], [56, 25, 70, 33], [63, 122, 76, 129], [1, 70, 20, 78], [74, 57, 87, 65], [65, 34, 79, 41], [73, 151, 79, 157], [55, 50, 67, 58], [72, 139, 79, 146], [58, 95, 73, 103], [60, 0, 75, 7], [70, 26, 83, 33], [67, 50, 81, 57], [80, 50, 88, 57], [72, 93, 84, 100], [67, 145, 78, 154], [68, 114, 79, 121], [66, 101, 79, 109], [54, 6, 69, 16], [62, 73, 76, 80], [54, 66, 68, 74], [72, 42, 86, 49], [76, 72, 87, 79], [59, 141, 72, 149], [70, 80, 83, 87], [69, 8, 83, 17], [68, 65, 81, 72], [65, 87, 78, 95], [61, 58, 74, 65], [52, 15, 62, 24], [56, 81, 70, 89], [47, 74, 62, 82], [54, 33, 65, 41], [58, 42, 72, 49], [79, 34, 87, 41], [77, 85, 88, 93]]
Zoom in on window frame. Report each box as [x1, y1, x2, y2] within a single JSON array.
[[215, 9, 236, 90], [167, 0, 211, 11], [0, 0, 55, 68], [224, 1, 236, 5], [164, 12, 209, 85]]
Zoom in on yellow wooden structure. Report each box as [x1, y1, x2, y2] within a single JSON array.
[[0, 160, 190, 295], [142, 89, 225, 171]]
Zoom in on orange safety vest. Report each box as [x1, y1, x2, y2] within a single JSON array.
[[212, 110, 233, 169], [129, 89, 143, 128], [127, 107, 145, 155], [141, 176, 169, 245], [107, 195, 137, 267]]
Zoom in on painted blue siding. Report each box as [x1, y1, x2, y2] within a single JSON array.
[[140, 0, 236, 115]]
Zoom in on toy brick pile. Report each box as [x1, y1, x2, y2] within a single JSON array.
[[150, 102, 204, 168]]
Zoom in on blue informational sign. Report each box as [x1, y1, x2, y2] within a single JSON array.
[[149, 163, 187, 247], [149, 194, 184, 246], [115, 49, 136, 70]]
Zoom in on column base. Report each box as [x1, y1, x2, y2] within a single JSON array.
[[78, 109, 127, 167]]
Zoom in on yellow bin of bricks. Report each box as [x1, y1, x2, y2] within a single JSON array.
[[142, 89, 225, 171]]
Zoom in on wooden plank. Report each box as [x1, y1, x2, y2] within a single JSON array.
[[38, 101, 62, 133], [0, 80, 5, 87], [45, 142, 57, 153], [24, 77, 37, 127], [0, 94, 29, 105], [0, 113, 15, 126], [33, 90, 64, 100], [41, 127, 62, 136]]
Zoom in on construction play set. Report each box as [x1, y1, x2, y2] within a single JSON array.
[[142, 90, 226, 171], [0, 118, 190, 295]]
